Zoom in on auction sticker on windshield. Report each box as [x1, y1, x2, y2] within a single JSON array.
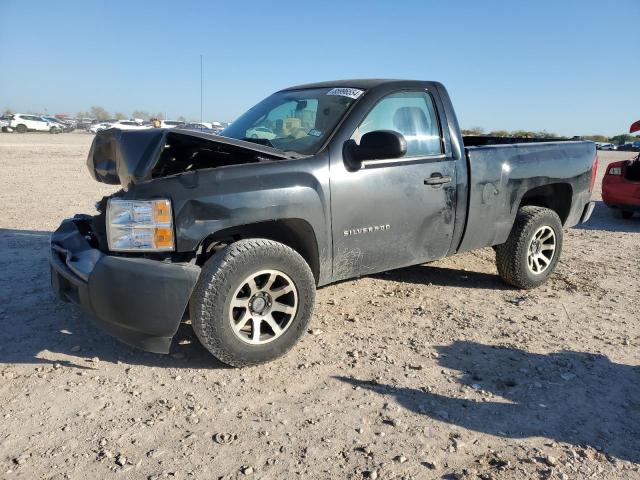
[[326, 87, 364, 99]]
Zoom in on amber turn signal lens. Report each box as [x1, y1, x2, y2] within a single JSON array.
[[154, 200, 172, 224], [154, 227, 174, 249]]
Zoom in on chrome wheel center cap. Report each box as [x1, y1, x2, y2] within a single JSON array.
[[249, 293, 271, 315]]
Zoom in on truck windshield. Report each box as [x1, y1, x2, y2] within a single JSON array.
[[220, 87, 363, 155]]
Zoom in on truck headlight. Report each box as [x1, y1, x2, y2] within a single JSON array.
[[106, 199, 174, 252]]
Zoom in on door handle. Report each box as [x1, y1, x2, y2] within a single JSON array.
[[424, 173, 452, 186]]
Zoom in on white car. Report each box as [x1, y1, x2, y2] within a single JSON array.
[[159, 120, 184, 128], [246, 126, 276, 140], [10, 114, 62, 133], [89, 122, 114, 133], [597, 143, 617, 151], [110, 120, 152, 131], [90, 120, 152, 133]]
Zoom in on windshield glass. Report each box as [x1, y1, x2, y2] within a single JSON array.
[[220, 87, 363, 155]]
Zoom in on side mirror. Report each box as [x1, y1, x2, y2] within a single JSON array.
[[350, 130, 407, 162]]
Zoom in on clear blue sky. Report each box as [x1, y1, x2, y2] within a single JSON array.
[[1, 0, 638, 136]]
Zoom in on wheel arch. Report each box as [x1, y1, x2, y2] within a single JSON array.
[[195, 218, 321, 284], [518, 183, 573, 225]]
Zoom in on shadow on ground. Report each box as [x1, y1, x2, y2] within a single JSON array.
[[576, 200, 640, 233], [373, 264, 510, 290], [0, 228, 225, 370], [336, 340, 640, 464]]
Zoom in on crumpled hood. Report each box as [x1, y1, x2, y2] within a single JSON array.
[[86, 128, 291, 188]]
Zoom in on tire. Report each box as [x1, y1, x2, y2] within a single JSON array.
[[15, 124, 27, 133], [495, 206, 563, 289], [190, 239, 316, 367], [621, 210, 634, 219]]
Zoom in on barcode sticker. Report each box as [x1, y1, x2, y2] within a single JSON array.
[[326, 87, 364, 99]]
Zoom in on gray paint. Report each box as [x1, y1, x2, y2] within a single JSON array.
[[60, 79, 597, 352]]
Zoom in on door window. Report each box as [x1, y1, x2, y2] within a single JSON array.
[[354, 91, 442, 157]]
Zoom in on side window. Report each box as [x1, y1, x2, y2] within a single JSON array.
[[354, 91, 442, 157]]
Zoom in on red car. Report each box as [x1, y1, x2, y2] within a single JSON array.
[[602, 154, 640, 218], [602, 121, 640, 219]]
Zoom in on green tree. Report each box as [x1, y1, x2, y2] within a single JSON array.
[[3, 107, 15, 115], [114, 112, 126, 120], [461, 127, 485, 135], [534, 131, 560, 139], [584, 135, 609, 143], [610, 134, 637, 145], [90, 106, 110, 121], [153, 112, 165, 120], [131, 110, 150, 121], [511, 130, 536, 138], [177, 115, 187, 122], [488, 130, 510, 137], [76, 111, 91, 119]]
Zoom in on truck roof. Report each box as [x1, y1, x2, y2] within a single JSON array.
[[282, 79, 434, 91]]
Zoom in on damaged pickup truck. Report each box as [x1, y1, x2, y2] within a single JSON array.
[[50, 79, 598, 366]]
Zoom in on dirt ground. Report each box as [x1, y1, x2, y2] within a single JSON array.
[[0, 133, 638, 480]]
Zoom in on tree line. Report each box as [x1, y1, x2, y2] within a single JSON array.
[[75, 106, 188, 123], [461, 127, 639, 145], [2, 106, 188, 123]]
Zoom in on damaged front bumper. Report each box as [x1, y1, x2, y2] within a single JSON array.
[[49, 216, 200, 353]]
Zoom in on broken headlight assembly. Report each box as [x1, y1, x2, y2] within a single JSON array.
[[106, 199, 174, 252]]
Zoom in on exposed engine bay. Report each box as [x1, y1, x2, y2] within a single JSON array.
[[87, 128, 293, 188]]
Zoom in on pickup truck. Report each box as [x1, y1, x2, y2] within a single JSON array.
[[50, 79, 598, 367]]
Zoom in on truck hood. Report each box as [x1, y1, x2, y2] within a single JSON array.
[[86, 128, 294, 188]]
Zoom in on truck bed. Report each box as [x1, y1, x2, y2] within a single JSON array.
[[457, 140, 596, 253]]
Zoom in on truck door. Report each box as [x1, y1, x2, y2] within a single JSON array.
[[330, 90, 457, 280]]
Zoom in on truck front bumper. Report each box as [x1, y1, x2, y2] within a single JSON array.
[[49, 217, 200, 353]]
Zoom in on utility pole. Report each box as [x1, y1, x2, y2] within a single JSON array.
[[200, 54, 203, 124]]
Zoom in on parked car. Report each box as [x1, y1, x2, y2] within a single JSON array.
[[617, 143, 640, 152], [43, 116, 74, 133], [89, 122, 114, 133], [109, 120, 152, 131], [602, 153, 640, 219], [51, 79, 597, 367], [0, 116, 11, 132], [159, 120, 185, 128], [9, 114, 62, 133], [176, 123, 216, 134], [76, 118, 94, 130], [245, 126, 277, 140], [596, 143, 616, 151], [90, 120, 152, 133]]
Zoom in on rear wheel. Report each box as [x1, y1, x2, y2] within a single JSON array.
[[15, 124, 27, 133], [495, 206, 563, 289], [190, 239, 315, 367]]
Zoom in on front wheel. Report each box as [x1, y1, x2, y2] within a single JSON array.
[[495, 206, 563, 289], [190, 239, 316, 367]]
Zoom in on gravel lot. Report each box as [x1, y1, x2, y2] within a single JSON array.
[[0, 133, 638, 480]]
